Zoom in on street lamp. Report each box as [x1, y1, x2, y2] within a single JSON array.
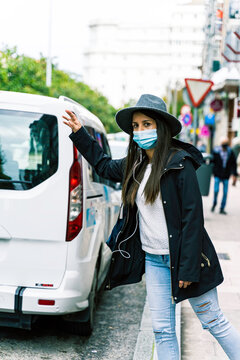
[[46, 0, 53, 87]]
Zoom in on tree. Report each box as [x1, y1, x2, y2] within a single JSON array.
[[168, 88, 184, 119], [0, 47, 119, 133]]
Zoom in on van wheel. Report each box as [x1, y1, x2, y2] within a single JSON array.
[[60, 268, 98, 336]]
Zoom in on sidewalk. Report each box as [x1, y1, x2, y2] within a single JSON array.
[[181, 178, 240, 359], [133, 177, 240, 360]]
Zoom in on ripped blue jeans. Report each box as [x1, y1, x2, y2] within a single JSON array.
[[145, 253, 240, 360]]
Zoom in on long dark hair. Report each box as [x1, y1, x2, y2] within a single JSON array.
[[122, 110, 178, 206]]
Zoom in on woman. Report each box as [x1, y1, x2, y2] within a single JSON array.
[[63, 94, 240, 360]]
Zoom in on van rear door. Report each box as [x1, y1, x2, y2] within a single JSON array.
[[0, 108, 68, 289]]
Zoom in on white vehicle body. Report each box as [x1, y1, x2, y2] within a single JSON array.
[[108, 140, 128, 160], [0, 91, 120, 331]]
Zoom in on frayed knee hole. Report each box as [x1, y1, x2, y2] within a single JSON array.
[[197, 310, 208, 314], [198, 301, 210, 308]]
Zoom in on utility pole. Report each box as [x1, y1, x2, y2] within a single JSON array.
[[172, 86, 178, 118], [172, 80, 180, 118], [46, 0, 53, 87]]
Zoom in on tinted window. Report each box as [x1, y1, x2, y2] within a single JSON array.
[[101, 133, 111, 157], [0, 110, 58, 190], [84, 126, 100, 183], [101, 134, 116, 188], [85, 127, 116, 188]]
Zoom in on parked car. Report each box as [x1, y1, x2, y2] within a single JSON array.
[[108, 139, 128, 160], [107, 138, 128, 192], [107, 131, 129, 142], [0, 91, 121, 335]]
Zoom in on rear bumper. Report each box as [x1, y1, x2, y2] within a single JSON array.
[[22, 287, 89, 315], [0, 253, 100, 317], [0, 280, 89, 316]]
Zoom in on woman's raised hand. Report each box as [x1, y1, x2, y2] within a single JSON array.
[[63, 110, 82, 133]]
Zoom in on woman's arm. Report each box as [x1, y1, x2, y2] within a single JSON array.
[[63, 110, 125, 183]]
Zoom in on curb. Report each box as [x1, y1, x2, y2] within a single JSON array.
[[133, 297, 181, 359]]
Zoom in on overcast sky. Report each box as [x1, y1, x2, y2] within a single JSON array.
[[0, 0, 179, 76]]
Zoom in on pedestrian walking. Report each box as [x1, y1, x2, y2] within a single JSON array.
[[211, 137, 238, 214], [63, 94, 240, 360]]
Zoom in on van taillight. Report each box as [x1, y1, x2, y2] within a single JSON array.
[[66, 146, 83, 241]]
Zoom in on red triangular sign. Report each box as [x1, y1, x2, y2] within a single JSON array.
[[185, 78, 214, 107]]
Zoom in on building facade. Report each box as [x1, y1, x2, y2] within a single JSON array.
[[83, 0, 205, 108], [202, 0, 240, 147]]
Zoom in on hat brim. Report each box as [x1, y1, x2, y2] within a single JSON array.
[[115, 106, 182, 137]]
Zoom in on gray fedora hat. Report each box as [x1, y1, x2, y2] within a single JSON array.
[[115, 94, 182, 137]]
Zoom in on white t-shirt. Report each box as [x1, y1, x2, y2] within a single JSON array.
[[135, 163, 169, 255]]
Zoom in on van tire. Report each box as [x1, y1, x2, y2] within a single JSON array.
[[60, 267, 98, 336]]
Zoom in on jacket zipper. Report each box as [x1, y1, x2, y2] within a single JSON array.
[[160, 164, 185, 304], [201, 252, 211, 267]]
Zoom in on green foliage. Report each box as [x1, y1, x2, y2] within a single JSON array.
[[168, 89, 184, 118], [123, 98, 137, 108], [0, 47, 119, 133]]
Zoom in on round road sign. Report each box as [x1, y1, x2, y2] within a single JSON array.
[[182, 113, 192, 126], [181, 105, 191, 116]]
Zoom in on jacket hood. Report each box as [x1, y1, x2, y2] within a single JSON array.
[[171, 138, 204, 170]]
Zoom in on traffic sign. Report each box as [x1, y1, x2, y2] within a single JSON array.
[[200, 125, 210, 137], [185, 78, 214, 107], [205, 113, 215, 125], [210, 99, 223, 112], [181, 104, 191, 116], [182, 113, 192, 126]]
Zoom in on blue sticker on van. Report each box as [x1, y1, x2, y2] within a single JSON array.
[[103, 185, 109, 202], [86, 207, 96, 227]]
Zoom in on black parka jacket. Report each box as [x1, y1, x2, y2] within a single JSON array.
[[70, 127, 224, 304]]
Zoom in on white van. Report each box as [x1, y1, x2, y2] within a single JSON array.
[[0, 91, 120, 335]]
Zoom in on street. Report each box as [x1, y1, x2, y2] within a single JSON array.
[[0, 280, 146, 359]]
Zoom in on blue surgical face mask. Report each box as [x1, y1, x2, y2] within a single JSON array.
[[133, 129, 157, 149]]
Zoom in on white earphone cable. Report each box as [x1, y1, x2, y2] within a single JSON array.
[[112, 210, 139, 259], [111, 149, 142, 259]]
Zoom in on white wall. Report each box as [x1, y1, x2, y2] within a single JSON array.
[[83, 2, 205, 107]]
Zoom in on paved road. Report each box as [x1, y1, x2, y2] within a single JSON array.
[[0, 280, 146, 360]]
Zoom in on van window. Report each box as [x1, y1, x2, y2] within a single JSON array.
[[0, 110, 58, 190], [85, 127, 116, 188], [95, 132, 103, 148], [101, 133, 111, 157], [100, 133, 116, 188], [94, 131, 112, 187], [84, 126, 100, 183]]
